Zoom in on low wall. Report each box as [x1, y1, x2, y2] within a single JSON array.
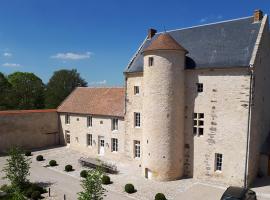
[[0, 109, 60, 152]]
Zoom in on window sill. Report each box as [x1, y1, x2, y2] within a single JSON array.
[[215, 170, 222, 174], [134, 126, 141, 129], [112, 130, 118, 133], [134, 157, 141, 160]]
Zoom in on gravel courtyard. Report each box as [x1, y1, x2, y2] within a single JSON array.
[[1, 146, 270, 200]]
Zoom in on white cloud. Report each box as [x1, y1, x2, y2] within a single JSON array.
[[89, 80, 107, 85], [51, 52, 92, 60], [200, 17, 208, 23], [2, 63, 21, 67], [3, 52, 12, 57]]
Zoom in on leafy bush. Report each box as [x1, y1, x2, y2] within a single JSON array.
[[49, 160, 57, 167], [124, 184, 135, 194], [36, 155, 43, 161], [80, 170, 88, 178], [155, 193, 167, 200], [23, 182, 46, 198], [0, 184, 13, 193], [31, 191, 41, 200], [24, 151, 32, 157], [65, 165, 73, 172], [101, 175, 111, 185]]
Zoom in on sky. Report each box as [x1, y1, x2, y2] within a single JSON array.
[[0, 0, 269, 86]]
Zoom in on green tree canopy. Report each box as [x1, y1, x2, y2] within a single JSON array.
[[45, 69, 87, 108], [0, 72, 12, 110], [8, 72, 45, 109]]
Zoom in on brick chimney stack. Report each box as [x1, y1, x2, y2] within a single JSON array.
[[254, 9, 263, 22], [148, 28, 157, 39]]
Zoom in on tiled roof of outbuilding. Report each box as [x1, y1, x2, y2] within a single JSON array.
[[57, 87, 125, 117], [125, 16, 262, 73]]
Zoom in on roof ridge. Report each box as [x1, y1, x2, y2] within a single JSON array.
[[160, 16, 254, 34]]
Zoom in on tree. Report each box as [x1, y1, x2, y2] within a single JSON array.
[[0, 72, 12, 110], [45, 69, 87, 108], [78, 168, 106, 200], [2, 147, 31, 190], [8, 72, 45, 109]]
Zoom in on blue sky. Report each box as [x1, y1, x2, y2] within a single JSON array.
[[0, 0, 269, 86]]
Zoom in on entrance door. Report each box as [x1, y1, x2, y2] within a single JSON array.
[[145, 168, 152, 179], [98, 136, 105, 156]]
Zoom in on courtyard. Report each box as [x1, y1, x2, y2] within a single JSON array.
[[1, 146, 270, 200]]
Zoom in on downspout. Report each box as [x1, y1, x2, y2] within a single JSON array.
[[244, 67, 254, 188]]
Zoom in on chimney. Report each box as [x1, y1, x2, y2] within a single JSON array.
[[148, 28, 157, 39], [254, 9, 263, 22]]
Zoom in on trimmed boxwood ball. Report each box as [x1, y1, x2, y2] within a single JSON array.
[[31, 191, 41, 200], [155, 193, 167, 200], [125, 183, 135, 194], [65, 164, 73, 172], [36, 155, 43, 161], [49, 160, 57, 167], [102, 175, 111, 185], [25, 151, 32, 156], [80, 170, 88, 178]]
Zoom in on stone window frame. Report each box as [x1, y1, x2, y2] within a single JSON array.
[[196, 83, 203, 93], [134, 140, 141, 158], [193, 113, 204, 136], [87, 133, 92, 146], [134, 112, 141, 128], [134, 86, 140, 95], [148, 57, 154, 66], [65, 130, 70, 144], [111, 118, 118, 131], [65, 114, 70, 125], [87, 116, 92, 127], [215, 153, 223, 172], [111, 138, 118, 152]]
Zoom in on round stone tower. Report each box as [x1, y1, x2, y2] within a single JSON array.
[[142, 33, 187, 181]]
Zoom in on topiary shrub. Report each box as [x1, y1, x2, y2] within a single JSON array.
[[31, 191, 41, 200], [125, 183, 135, 194], [49, 160, 57, 167], [102, 175, 111, 185], [80, 170, 88, 178], [155, 193, 167, 200], [65, 165, 73, 172], [36, 155, 43, 161], [25, 151, 32, 157]]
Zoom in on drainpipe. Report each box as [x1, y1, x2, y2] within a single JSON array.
[[244, 67, 254, 188]]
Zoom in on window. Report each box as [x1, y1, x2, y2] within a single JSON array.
[[148, 57, 154, 66], [112, 118, 118, 131], [134, 112, 141, 127], [193, 113, 204, 136], [87, 116, 92, 127], [134, 140, 140, 158], [65, 131, 70, 144], [65, 114, 70, 124], [111, 138, 118, 152], [87, 134, 92, 146], [134, 86, 140, 95], [197, 83, 203, 92], [215, 153, 223, 171], [75, 137, 79, 143]]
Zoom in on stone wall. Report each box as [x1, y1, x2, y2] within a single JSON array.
[[0, 110, 59, 152], [59, 113, 125, 161]]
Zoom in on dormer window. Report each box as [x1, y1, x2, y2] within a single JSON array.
[[148, 57, 154, 66]]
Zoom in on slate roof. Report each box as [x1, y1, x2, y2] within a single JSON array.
[[57, 87, 125, 117], [125, 16, 262, 73]]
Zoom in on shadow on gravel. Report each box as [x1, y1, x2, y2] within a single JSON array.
[[252, 177, 270, 188]]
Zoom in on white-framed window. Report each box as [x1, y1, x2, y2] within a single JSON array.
[[193, 113, 204, 136], [65, 130, 70, 144], [215, 153, 223, 171], [148, 57, 154, 66], [87, 134, 92, 146], [197, 83, 203, 92], [134, 140, 140, 158], [87, 116, 92, 127], [112, 118, 118, 131], [65, 114, 70, 124], [111, 138, 118, 152], [134, 86, 140, 95], [134, 112, 141, 128]]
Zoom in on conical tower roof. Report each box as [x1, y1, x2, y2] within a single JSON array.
[[143, 33, 188, 53]]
